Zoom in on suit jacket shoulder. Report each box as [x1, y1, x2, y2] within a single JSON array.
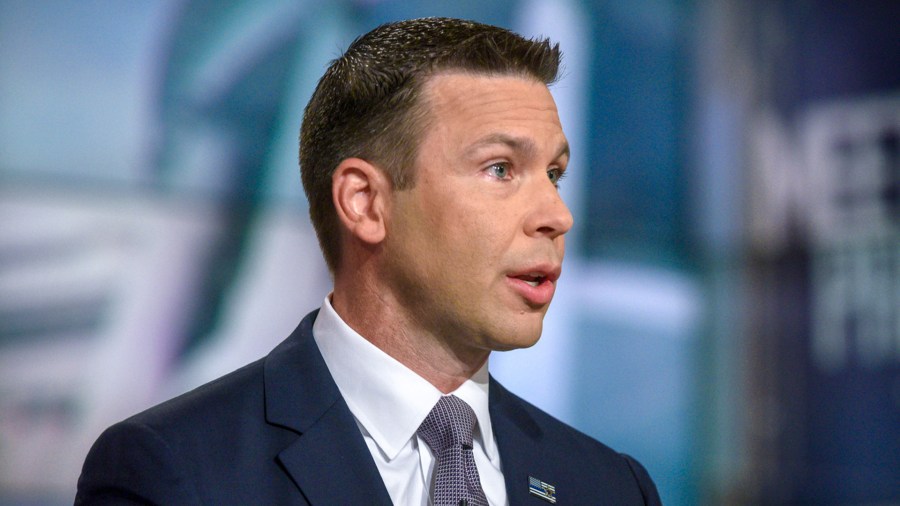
[[75, 311, 391, 505], [490, 379, 662, 505]]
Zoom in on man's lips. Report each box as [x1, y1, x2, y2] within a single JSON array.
[[505, 265, 561, 306]]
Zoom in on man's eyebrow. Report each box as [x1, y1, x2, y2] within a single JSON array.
[[465, 133, 570, 162]]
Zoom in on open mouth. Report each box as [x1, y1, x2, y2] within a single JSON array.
[[515, 274, 547, 287], [507, 269, 558, 306]]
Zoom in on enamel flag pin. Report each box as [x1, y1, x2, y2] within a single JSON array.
[[528, 476, 557, 503]]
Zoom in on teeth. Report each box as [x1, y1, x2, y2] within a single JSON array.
[[520, 274, 544, 287], [513, 273, 547, 287]]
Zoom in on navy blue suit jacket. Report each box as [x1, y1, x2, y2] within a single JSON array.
[[76, 311, 661, 505]]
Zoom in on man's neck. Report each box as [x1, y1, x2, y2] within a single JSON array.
[[330, 286, 489, 394]]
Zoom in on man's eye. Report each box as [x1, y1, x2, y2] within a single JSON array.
[[487, 163, 510, 179], [547, 168, 565, 187]]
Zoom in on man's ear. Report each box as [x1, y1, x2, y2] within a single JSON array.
[[332, 158, 390, 245]]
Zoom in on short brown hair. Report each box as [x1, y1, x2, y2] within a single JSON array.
[[299, 17, 561, 272]]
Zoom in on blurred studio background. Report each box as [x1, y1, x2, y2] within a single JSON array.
[[1, 0, 898, 504]]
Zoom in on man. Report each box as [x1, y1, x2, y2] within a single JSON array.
[[76, 17, 661, 505]]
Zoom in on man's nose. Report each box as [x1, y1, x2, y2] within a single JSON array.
[[524, 179, 574, 239]]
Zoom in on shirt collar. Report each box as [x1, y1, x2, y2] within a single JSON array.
[[312, 295, 497, 462]]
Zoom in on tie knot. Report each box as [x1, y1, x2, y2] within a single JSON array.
[[417, 395, 477, 453]]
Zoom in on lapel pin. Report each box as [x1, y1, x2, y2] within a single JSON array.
[[528, 476, 556, 504]]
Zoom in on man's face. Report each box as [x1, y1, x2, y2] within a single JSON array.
[[381, 72, 573, 355]]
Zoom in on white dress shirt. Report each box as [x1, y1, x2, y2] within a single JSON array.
[[312, 296, 508, 506]]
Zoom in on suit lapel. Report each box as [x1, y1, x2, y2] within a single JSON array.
[[276, 402, 391, 505], [264, 311, 392, 505], [490, 377, 560, 505]]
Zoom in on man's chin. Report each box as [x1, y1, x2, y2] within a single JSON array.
[[487, 327, 543, 352]]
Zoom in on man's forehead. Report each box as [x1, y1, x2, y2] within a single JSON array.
[[418, 72, 564, 143], [420, 72, 558, 120]]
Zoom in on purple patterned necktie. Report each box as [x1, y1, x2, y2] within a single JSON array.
[[417, 395, 489, 506]]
